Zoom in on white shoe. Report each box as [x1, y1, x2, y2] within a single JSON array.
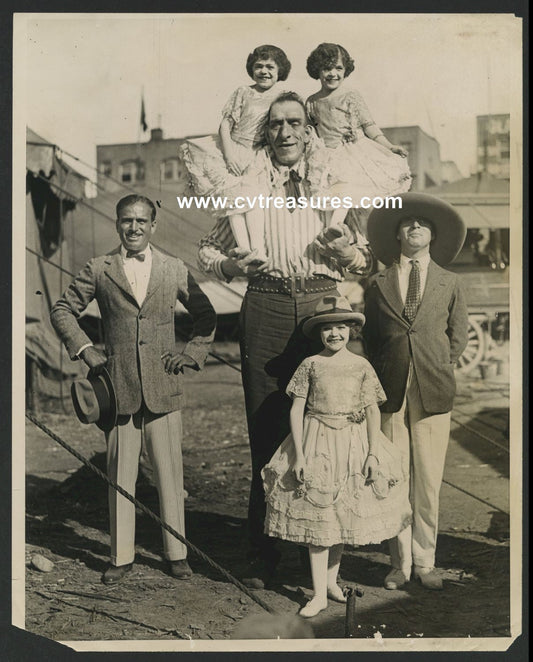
[[299, 597, 328, 618], [384, 568, 410, 590], [413, 566, 443, 590], [327, 584, 347, 603]]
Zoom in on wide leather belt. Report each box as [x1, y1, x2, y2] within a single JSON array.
[[247, 273, 338, 297]]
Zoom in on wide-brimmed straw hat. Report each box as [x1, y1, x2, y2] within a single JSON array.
[[367, 192, 466, 266], [71, 367, 117, 432], [302, 295, 365, 338]]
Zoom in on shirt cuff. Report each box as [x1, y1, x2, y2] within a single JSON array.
[[75, 342, 93, 358], [213, 256, 233, 282]]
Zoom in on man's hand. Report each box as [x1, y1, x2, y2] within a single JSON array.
[[161, 351, 198, 374], [314, 224, 360, 267], [221, 247, 270, 278], [80, 346, 107, 374]]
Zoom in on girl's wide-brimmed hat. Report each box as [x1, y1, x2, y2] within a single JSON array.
[[302, 295, 365, 337], [71, 367, 117, 432], [367, 192, 467, 267]]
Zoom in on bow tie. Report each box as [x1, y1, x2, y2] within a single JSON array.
[[283, 169, 302, 212], [126, 250, 146, 261]]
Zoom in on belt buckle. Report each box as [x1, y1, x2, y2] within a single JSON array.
[[290, 273, 305, 297]]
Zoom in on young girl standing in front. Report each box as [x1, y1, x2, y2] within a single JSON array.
[[181, 45, 291, 258], [305, 43, 411, 227], [262, 295, 411, 618]]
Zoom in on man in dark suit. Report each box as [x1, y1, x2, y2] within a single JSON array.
[[51, 194, 216, 584], [363, 193, 469, 591]]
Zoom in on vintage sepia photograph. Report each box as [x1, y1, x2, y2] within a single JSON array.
[[12, 10, 523, 654]]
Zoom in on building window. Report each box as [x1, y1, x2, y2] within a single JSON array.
[[161, 158, 180, 182], [99, 161, 112, 177], [119, 160, 144, 183]]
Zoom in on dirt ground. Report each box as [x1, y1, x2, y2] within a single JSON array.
[[22, 343, 512, 644]]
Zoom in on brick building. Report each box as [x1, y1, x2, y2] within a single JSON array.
[[96, 128, 207, 194]]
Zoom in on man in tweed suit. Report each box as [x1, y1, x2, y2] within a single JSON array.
[[363, 193, 468, 591], [51, 194, 216, 584]]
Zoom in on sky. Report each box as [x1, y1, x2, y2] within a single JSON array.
[[15, 12, 522, 182]]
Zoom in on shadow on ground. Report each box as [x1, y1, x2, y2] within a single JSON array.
[[26, 454, 511, 640], [452, 406, 509, 479]]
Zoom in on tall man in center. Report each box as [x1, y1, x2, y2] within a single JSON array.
[[198, 92, 373, 587]]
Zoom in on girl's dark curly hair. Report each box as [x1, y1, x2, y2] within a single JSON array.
[[246, 45, 291, 82], [306, 43, 355, 80]]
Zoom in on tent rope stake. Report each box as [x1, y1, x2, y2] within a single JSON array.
[[25, 410, 277, 615]]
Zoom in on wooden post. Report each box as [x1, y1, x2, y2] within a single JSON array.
[[344, 586, 364, 637]]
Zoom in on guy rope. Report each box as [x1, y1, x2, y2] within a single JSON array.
[[25, 410, 277, 615]]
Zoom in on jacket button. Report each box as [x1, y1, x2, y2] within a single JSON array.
[[139, 340, 146, 345], [139, 314, 145, 319]]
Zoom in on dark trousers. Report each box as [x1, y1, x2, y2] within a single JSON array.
[[239, 286, 339, 560]]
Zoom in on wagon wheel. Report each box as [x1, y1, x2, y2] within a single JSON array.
[[457, 317, 486, 374]]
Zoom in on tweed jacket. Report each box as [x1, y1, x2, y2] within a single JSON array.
[[363, 259, 468, 414], [50, 245, 216, 415]]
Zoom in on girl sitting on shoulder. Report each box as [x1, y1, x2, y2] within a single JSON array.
[[182, 45, 291, 258], [305, 43, 411, 227]]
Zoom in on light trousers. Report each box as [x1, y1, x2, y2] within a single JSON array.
[[381, 367, 450, 570], [105, 407, 187, 566]]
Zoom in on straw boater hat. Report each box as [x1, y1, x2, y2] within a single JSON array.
[[71, 367, 117, 432], [367, 192, 467, 267], [302, 295, 365, 337]]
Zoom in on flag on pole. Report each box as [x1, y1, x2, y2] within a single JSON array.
[[140, 93, 148, 132]]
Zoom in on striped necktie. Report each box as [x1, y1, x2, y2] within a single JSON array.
[[403, 259, 421, 323]]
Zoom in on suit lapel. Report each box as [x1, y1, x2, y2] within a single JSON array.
[[376, 264, 409, 326], [413, 260, 451, 325], [103, 248, 138, 306], [141, 247, 166, 309]]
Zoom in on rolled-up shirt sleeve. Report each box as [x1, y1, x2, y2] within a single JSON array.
[[197, 217, 237, 282]]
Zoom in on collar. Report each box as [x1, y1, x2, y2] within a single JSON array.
[[265, 153, 307, 190], [275, 157, 306, 180], [260, 141, 306, 176], [399, 252, 431, 270], [121, 244, 152, 260]]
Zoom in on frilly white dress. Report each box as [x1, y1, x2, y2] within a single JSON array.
[[180, 84, 287, 217], [262, 353, 412, 547], [305, 87, 412, 206]]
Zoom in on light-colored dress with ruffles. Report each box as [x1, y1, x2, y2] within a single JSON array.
[[305, 87, 412, 205], [181, 84, 286, 217], [262, 353, 412, 547]]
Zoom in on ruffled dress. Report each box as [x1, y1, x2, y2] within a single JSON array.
[[180, 84, 287, 217], [262, 354, 412, 547], [306, 88, 412, 206]]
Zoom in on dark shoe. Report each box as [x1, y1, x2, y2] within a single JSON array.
[[384, 568, 410, 590], [167, 559, 193, 579], [242, 551, 280, 590], [413, 566, 443, 590], [102, 563, 133, 585]]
